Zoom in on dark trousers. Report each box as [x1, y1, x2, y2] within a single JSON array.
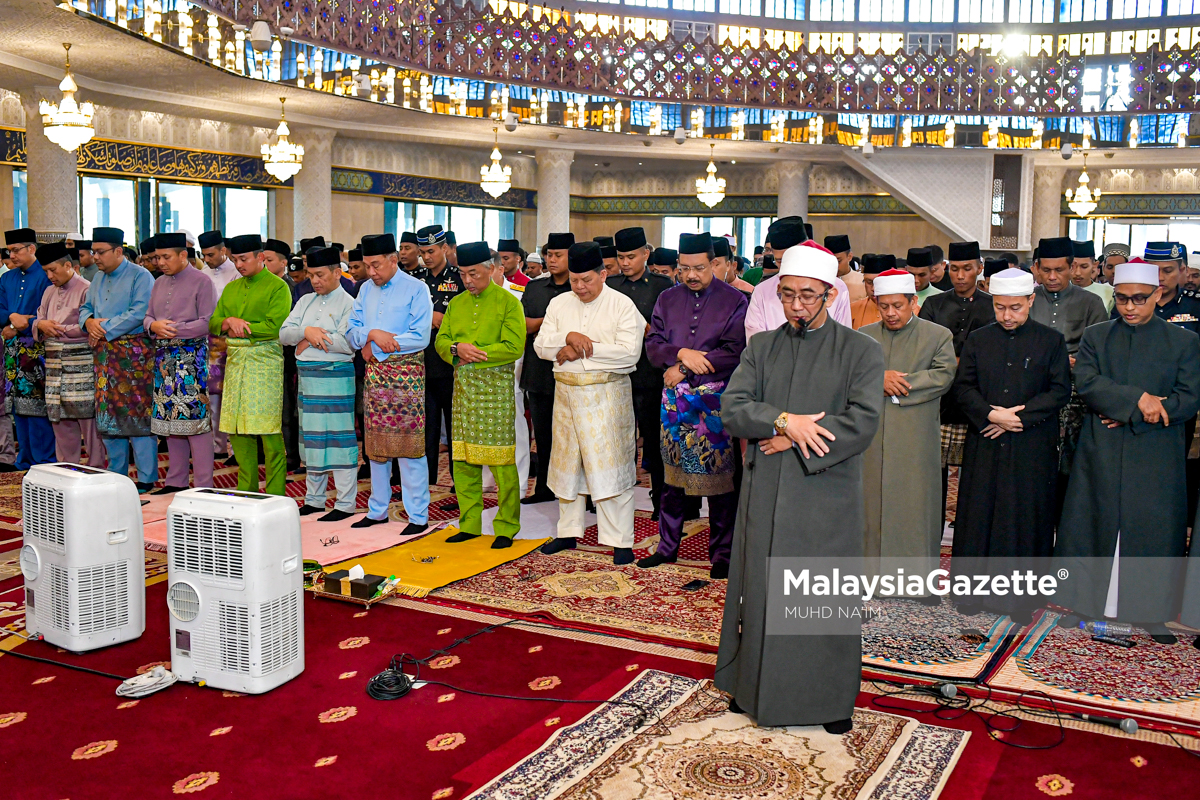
[[658, 485, 738, 565], [527, 390, 555, 497], [282, 346, 300, 469], [1187, 418, 1199, 525], [632, 387, 665, 511], [425, 375, 454, 487]]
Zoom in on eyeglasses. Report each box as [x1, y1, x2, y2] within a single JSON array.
[[777, 289, 830, 306], [677, 265, 710, 275], [8, 243, 33, 255], [91, 246, 120, 256], [1114, 293, 1153, 306], [320, 535, 339, 547]]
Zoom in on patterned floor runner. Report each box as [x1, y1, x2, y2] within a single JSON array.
[[467, 669, 969, 800], [862, 598, 1017, 682]]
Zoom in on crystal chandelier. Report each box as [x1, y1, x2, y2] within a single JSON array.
[[479, 127, 512, 199], [695, 144, 726, 209], [260, 97, 304, 182], [39, 43, 95, 153], [1064, 152, 1101, 218]]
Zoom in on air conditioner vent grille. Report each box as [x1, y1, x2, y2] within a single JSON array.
[[23, 484, 64, 553], [258, 591, 300, 675], [217, 601, 250, 674], [76, 560, 130, 635], [168, 582, 200, 622], [169, 513, 244, 587], [47, 563, 70, 632]]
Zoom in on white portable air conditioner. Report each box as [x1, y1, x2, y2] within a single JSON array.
[[20, 463, 146, 652], [166, 489, 304, 694]]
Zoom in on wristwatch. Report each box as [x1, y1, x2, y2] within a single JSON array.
[[450, 342, 459, 358], [774, 412, 789, 435]]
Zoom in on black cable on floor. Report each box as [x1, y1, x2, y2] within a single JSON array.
[[0, 647, 129, 681]]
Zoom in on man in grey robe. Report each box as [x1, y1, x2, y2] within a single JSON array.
[[860, 269, 956, 592], [1056, 260, 1200, 644], [717, 241, 883, 733]]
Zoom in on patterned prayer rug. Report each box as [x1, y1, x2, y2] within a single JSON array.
[[862, 598, 1018, 682], [467, 669, 969, 800], [986, 611, 1200, 732]]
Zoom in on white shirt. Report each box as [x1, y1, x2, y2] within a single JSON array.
[[533, 284, 644, 375], [203, 258, 240, 299]]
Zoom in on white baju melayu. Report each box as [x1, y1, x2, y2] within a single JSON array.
[[534, 284, 644, 548]]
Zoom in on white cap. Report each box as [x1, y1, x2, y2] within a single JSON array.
[[177, 228, 197, 248], [526, 252, 543, 264], [1113, 261, 1159, 287], [66, 231, 83, 241], [778, 243, 838, 287], [989, 268, 1036, 297], [872, 272, 916, 297]]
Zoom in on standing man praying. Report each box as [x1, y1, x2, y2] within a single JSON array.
[[281, 246, 358, 522], [534, 242, 645, 565], [146, 232, 218, 492], [744, 218, 851, 338], [640, 232, 747, 578], [606, 226, 673, 519], [347, 233, 433, 535], [906, 247, 944, 305], [861, 269, 956, 584], [207, 234, 293, 495], [850, 254, 894, 330], [825, 234, 865, 302], [80, 227, 157, 490], [1071, 240, 1113, 312], [1, 227, 53, 468], [717, 241, 883, 733], [435, 242, 526, 546], [34, 242, 103, 467], [199, 229, 239, 463]]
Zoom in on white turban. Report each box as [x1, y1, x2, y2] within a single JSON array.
[[778, 244, 838, 287], [872, 271, 916, 297], [1113, 261, 1159, 287]]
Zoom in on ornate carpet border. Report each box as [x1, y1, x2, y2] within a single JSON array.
[[384, 596, 717, 665]]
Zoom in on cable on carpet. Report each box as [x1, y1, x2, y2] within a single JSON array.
[[365, 619, 664, 732], [2, 634, 177, 698]]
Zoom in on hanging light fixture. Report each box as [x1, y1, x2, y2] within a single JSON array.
[[1064, 152, 1101, 218], [260, 97, 304, 182], [695, 143, 727, 208], [39, 43, 95, 153], [479, 127, 512, 199]]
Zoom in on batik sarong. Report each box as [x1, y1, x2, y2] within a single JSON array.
[[220, 338, 283, 436], [297, 360, 358, 471], [451, 361, 516, 465], [94, 333, 154, 437], [548, 371, 636, 502], [44, 340, 96, 423], [152, 336, 211, 436], [207, 335, 227, 395], [5, 335, 46, 417], [939, 422, 968, 467], [660, 378, 735, 496], [364, 353, 424, 460]]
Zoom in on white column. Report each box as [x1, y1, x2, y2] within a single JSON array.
[[776, 160, 810, 221], [291, 128, 335, 246], [1031, 166, 1066, 248], [536, 148, 574, 246], [23, 90, 79, 237]]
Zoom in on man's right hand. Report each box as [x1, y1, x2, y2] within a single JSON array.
[[36, 319, 65, 338], [84, 317, 108, 343], [664, 364, 685, 388], [784, 411, 836, 459], [987, 405, 1025, 432], [150, 319, 177, 338], [883, 370, 911, 397], [555, 345, 581, 365], [677, 348, 714, 375], [1138, 392, 1170, 426], [368, 329, 400, 353], [222, 317, 252, 338]]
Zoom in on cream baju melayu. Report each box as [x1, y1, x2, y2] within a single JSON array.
[[533, 285, 645, 548]]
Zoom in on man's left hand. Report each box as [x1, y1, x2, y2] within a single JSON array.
[[664, 364, 685, 388], [8, 313, 30, 332], [759, 435, 791, 455], [303, 326, 332, 351], [565, 332, 594, 359], [883, 370, 911, 397], [677, 348, 713, 375], [555, 345, 581, 365]]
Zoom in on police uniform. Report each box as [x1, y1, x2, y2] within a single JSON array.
[[413, 225, 465, 487]]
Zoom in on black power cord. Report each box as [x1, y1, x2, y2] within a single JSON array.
[[0, 646, 129, 681], [365, 619, 662, 730]]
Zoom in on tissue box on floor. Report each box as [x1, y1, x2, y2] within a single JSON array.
[[322, 570, 386, 599]]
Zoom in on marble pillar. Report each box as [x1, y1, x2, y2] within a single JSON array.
[[776, 160, 811, 221], [291, 128, 335, 245], [536, 148, 574, 247], [22, 90, 79, 238], [1031, 166, 1067, 247]]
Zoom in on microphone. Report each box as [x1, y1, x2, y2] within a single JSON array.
[[1071, 712, 1138, 735]]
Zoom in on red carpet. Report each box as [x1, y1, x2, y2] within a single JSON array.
[[0, 580, 713, 800]]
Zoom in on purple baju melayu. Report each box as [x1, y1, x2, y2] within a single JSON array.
[[645, 278, 748, 566]]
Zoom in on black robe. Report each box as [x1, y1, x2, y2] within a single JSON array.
[[1055, 316, 1200, 622], [952, 321, 1071, 558], [716, 319, 883, 727]]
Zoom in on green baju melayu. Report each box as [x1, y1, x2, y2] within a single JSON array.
[[209, 268, 293, 495], [435, 282, 526, 538]]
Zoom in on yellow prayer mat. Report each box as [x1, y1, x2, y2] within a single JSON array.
[[322, 527, 547, 598]]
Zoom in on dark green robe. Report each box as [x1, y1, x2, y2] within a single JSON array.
[[1056, 316, 1200, 622], [715, 319, 883, 727]]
